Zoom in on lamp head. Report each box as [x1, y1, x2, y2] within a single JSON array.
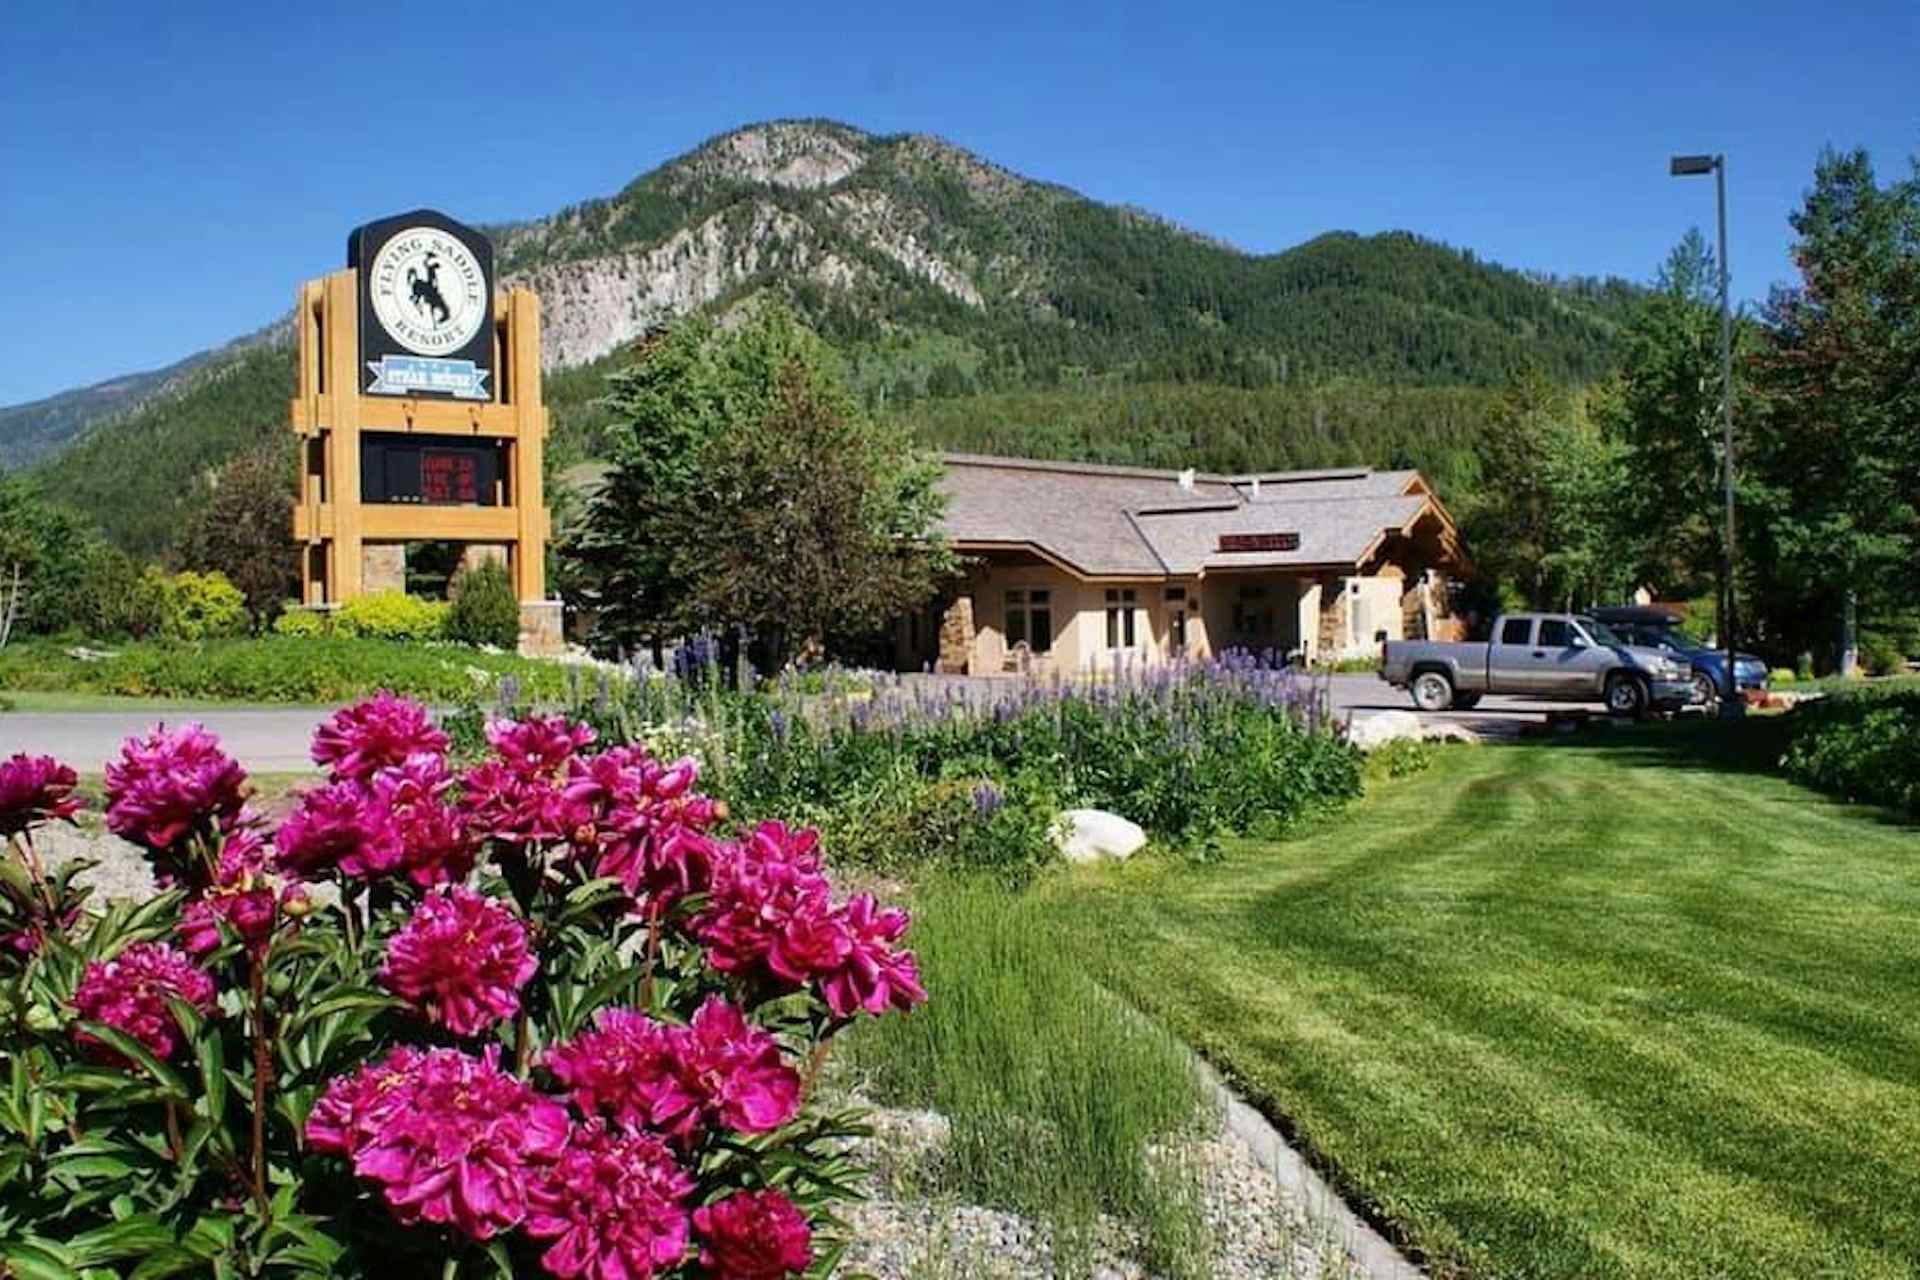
[[1669, 154, 1718, 176]]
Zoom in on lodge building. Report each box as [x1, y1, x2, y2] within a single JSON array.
[[896, 453, 1470, 674]]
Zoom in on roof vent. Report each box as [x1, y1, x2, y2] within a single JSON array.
[[1250, 477, 1262, 499], [1177, 468, 1196, 492]]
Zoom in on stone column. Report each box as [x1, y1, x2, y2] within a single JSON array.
[[457, 543, 509, 580], [361, 544, 406, 595], [936, 596, 976, 675]]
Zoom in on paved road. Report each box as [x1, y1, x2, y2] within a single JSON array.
[[0, 707, 332, 775], [0, 673, 1603, 774]]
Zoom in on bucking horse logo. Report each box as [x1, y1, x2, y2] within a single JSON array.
[[407, 254, 452, 327]]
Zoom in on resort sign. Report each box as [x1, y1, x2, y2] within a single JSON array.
[[348, 210, 496, 400], [288, 212, 558, 651]]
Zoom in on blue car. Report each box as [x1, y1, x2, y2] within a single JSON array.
[[1590, 607, 1769, 707]]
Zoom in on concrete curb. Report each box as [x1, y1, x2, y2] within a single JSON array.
[[1192, 1055, 1427, 1280]]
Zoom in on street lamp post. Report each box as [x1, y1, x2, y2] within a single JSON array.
[[1669, 152, 1742, 719]]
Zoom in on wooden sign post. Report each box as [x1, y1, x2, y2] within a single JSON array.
[[288, 210, 559, 653]]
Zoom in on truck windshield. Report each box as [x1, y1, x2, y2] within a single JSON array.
[[1576, 617, 1627, 647]]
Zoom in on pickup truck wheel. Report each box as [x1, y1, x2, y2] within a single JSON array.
[[1411, 671, 1454, 713], [1450, 692, 1482, 711], [1605, 673, 1648, 719]]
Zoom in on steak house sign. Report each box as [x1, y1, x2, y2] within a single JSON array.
[[1217, 532, 1300, 553]]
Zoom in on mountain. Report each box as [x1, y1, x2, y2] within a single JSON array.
[[9, 119, 1642, 555]]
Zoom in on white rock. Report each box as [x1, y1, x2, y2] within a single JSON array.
[[1347, 711, 1425, 751], [1052, 809, 1147, 863]]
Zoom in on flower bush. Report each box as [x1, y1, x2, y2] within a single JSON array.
[[0, 693, 921, 1277], [551, 653, 1363, 879]]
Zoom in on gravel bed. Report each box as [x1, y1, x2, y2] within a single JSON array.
[[838, 1104, 1368, 1280]]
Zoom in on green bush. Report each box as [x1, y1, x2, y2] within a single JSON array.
[[577, 660, 1364, 867], [1780, 682, 1920, 815], [1770, 667, 1798, 685], [445, 559, 521, 649], [70, 543, 155, 639], [0, 636, 585, 705], [271, 606, 328, 638], [141, 568, 248, 640], [1858, 630, 1910, 677], [1365, 736, 1437, 781], [334, 590, 447, 642]]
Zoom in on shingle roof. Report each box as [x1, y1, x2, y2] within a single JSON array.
[[936, 453, 1449, 578]]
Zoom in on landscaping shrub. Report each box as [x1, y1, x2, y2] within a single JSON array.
[[576, 654, 1363, 869], [0, 697, 921, 1275], [1770, 667, 1798, 685], [0, 636, 583, 705], [271, 605, 328, 638], [144, 567, 249, 640], [1365, 735, 1437, 781], [446, 558, 521, 649], [1780, 681, 1920, 814], [334, 590, 447, 642], [70, 542, 156, 639]]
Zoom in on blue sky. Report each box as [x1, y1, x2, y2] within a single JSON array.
[[1, 1, 1913, 406]]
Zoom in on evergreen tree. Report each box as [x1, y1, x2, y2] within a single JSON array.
[[1746, 148, 1920, 672]]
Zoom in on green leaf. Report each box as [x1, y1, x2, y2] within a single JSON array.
[[281, 989, 403, 1038], [0, 1240, 81, 1280], [65, 1216, 180, 1266], [73, 1022, 192, 1100]]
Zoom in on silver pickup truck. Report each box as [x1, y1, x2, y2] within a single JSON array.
[[1380, 612, 1695, 717]]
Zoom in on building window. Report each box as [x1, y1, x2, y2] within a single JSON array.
[[1233, 584, 1273, 638], [1164, 587, 1186, 602], [1006, 589, 1052, 654], [1105, 588, 1137, 648]]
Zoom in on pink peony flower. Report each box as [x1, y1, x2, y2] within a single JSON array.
[[694, 1188, 814, 1280], [0, 753, 82, 838], [371, 755, 479, 887], [380, 888, 536, 1037], [669, 997, 802, 1138], [72, 942, 217, 1065], [274, 781, 402, 880], [545, 1007, 688, 1137], [176, 822, 299, 955], [104, 725, 249, 869], [692, 823, 834, 982], [488, 715, 597, 777], [546, 998, 799, 1144], [309, 1044, 569, 1241], [815, 895, 928, 1018], [310, 691, 449, 783], [561, 747, 719, 905], [525, 1122, 694, 1280], [460, 760, 574, 847], [305, 1044, 427, 1158]]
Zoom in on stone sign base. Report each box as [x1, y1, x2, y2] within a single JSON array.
[[518, 600, 565, 657]]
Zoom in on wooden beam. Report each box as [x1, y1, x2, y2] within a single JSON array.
[[323, 270, 362, 600], [507, 288, 547, 602]]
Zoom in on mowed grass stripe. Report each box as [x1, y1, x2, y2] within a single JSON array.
[[1054, 732, 1920, 1278]]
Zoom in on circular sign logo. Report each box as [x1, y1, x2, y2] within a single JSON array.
[[367, 226, 489, 355]]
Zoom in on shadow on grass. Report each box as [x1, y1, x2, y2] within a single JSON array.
[[1537, 710, 1920, 829]]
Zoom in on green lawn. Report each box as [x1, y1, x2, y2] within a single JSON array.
[[1049, 724, 1920, 1279]]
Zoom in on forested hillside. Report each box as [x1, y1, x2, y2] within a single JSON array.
[[13, 119, 1639, 554]]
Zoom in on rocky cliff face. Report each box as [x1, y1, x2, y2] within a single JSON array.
[[498, 122, 997, 368]]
